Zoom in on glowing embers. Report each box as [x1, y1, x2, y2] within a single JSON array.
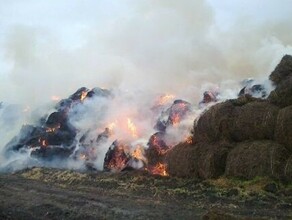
[[77, 146, 97, 162], [185, 136, 193, 145], [168, 100, 190, 127], [148, 132, 170, 156], [103, 141, 131, 172], [46, 123, 61, 133], [103, 141, 148, 172], [147, 163, 169, 176], [80, 90, 88, 101], [38, 138, 48, 147], [157, 94, 175, 106], [155, 99, 191, 132]]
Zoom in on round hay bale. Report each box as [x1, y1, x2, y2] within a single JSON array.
[[225, 140, 289, 180], [230, 102, 279, 142], [274, 105, 292, 152], [269, 55, 292, 85], [194, 101, 235, 143], [268, 76, 292, 108], [196, 143, 231, 179], [166, 142, 232, 179], [195, 100, 279, 143], [166, 143, 199, 178], [146, 132, 169, 166]]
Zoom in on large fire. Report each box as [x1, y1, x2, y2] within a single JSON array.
[[5, 86, 206, 177]]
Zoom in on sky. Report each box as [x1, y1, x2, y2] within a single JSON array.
[[0, 0, 292, 106]]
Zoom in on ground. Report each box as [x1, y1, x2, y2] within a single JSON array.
[[0, 168, 291, 219]]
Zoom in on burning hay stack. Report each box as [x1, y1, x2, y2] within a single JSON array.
[[2, 55, 292, 182], [3, 85, 195, 175]]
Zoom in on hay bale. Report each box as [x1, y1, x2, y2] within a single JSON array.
[[194, 101, 235, 143], [194, 100, 279, 143], [230, 102, 279, 142], [146, 132, 170, 166], [268, 76, 292, 108], [274, 105, 292, 152], [166, 142, 232, 179], [196, 143, 231, 179], [166, 143, 199, 178], [269, 55, 292, 85], [225, 140, 289, 180]]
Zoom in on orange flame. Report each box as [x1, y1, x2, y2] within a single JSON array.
[[151, 135, 169, 155], [127, 118, 138, 138], [39, 138, 48, 147], [46, 124, 61, 133], [80, 91, 88, 101], [104, 122, 117, 136], [171, 113, 181, 127], [149, 163, 169, 176], [159, 94, 175, 105], [131, 145, 147, 164], [107, 143, 130, 172], [185, 136, 193, 144]]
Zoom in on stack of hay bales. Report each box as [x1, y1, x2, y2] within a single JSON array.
[[167, 55, 292, 181]]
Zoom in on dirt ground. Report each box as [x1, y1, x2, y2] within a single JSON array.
[[0, 168, 291, 220]]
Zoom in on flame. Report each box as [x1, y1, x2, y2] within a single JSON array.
[[39, 138, 48, 147], [158, 94, 175, 105], [185, 136, 193, 144], [107, 143, 130, 171], [127, 118, 138, 138], [151, 135, 169, 155], [149, 163, 169, 176], [80, 91, 88, 101], [51, 95, 61, 101], [107, 122, 117, 135], [46, 124, 61, 133], [131, 145, 147, 164], [171, 113, 181, 127], [170, 102, 189, 126], [80, 153, 87, 160]]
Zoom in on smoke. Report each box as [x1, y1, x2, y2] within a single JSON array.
[[0, 0, 292, 171], [1, 0, 292, 104]]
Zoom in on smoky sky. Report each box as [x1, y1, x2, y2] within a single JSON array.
[[0, 0, 292, 106]]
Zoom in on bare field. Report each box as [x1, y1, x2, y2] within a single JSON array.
[[0, 168, 291, 219]]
